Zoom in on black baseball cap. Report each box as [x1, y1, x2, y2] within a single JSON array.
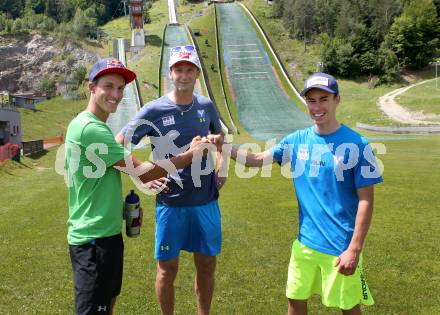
[[300, 72, 339, 96]]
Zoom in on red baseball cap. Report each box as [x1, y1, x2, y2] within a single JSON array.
[[89, 58, 136, 84]]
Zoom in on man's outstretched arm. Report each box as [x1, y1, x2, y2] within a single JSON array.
[[114, 136, 208, 184], [115, 133, 125, 146], [206, 133, 276, 168], [230, 145, 275, 168]]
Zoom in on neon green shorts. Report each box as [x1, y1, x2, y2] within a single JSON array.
[[286, 240, 374, 310]]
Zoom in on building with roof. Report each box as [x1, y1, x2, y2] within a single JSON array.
[[10, 93, 47, 110], [0, 99, 21, 147]]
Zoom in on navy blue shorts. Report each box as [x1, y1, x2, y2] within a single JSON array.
[[69, 233, 124, 315], [155, 200, 222, 260]]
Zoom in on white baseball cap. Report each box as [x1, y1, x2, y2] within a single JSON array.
[[168, 45, 201, 70]]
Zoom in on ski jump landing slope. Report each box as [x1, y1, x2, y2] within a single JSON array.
[[217, 3, 311, 141], [162, 1, 230, 132], [107, 39, 140, 136]]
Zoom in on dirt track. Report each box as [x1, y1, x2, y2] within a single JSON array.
[[377, 78, 440, 125]]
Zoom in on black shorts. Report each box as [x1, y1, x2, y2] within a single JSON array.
[[69, 233, 124, 315]]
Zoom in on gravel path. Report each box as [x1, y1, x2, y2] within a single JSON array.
[[377, 78, 440, 125]]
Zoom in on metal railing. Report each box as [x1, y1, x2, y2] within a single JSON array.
[[22, 140, 44, 156], [0, 102, 17, 111]]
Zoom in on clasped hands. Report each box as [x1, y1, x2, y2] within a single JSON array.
[[189, 133, 225, 153], [145, 134, 226, 194]]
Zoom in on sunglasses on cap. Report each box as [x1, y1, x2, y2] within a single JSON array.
[[170, 45, 195, 54]]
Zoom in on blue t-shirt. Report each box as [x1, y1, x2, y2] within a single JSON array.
[[121, 94, 222, 207], [271, 125, 383, 256]]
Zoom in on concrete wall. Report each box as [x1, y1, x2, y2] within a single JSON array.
[[0, 108, 22, 146], [356, 123, 440, 134], [132, 29, 145, 47]]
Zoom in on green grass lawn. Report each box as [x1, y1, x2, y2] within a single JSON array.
[[396, 78, 440, 119], [1, 135, 440, 314], [337, 79, 399, 127], [98, 16, 132, 58], [177, 1, 206, 19], [18, 97, 87, 141]]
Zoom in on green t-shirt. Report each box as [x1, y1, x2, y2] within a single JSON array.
[[65, 111, 130, 245]]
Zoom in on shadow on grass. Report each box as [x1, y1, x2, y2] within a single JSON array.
[[19, 108, 43, 113], [26, 150, 49, 160], [402, 65, 437, 81], [2, 168, 15, 176], [147, 35, 163, 47], [0, 158, 33, 176], [18, 161, 32, 169]]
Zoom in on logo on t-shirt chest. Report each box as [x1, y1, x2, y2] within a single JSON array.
[[162, 115, 175, 127], [297, 147, 309, 160], [197, 109, 206, 123]]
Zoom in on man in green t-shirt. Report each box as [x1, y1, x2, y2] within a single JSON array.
[[65, 58, 208, 315]]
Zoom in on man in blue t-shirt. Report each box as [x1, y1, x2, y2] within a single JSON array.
[[222, 73, 383, 315], [117, 45, 224, 315]]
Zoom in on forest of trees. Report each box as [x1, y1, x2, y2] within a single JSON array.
[[273, 0, 440, 83], [1, 0, 439, 83], [0, 0, 130, 38]]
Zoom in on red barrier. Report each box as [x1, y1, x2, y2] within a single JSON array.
[[0, 144, 10, 161], [0, 143, 20, 161], [10, 144, 19, 158]]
